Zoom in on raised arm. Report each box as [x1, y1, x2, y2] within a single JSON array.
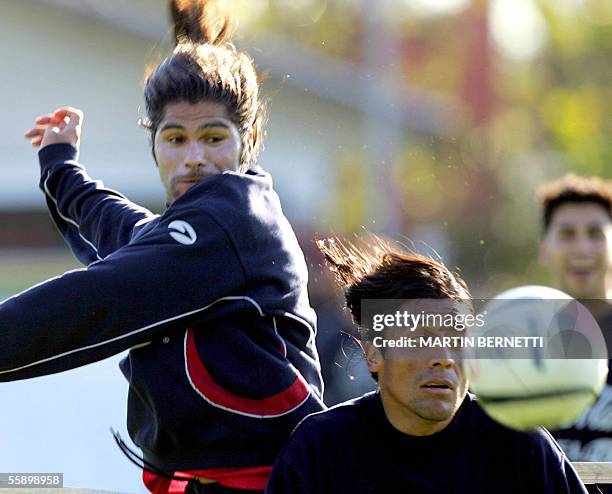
[[25, 107, 156, 264], [0, 205, 245, 382]]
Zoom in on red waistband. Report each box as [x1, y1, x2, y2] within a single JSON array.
[[143, 465, 272, 493]]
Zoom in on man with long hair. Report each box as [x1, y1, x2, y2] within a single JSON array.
[[5, 1, 324, 492]]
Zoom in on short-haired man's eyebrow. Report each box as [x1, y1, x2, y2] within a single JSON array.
[[556, 221, 606, 231], [555, 224, 576, 234], [587, 223, 607, 232]]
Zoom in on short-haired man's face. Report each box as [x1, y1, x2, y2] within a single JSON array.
[[540, 203, 612, 299], [366, 300, 468, 436]]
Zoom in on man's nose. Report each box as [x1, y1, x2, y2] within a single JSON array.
[[428, 349, 457, 369], [572, 234, 593, 255], [185, 142, 206, 168]]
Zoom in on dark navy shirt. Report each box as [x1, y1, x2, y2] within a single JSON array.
[[267, 392, 588, 493], [0, 143, 325, 474], [553, 307, 612, 494], [553, 308, 612, 463]]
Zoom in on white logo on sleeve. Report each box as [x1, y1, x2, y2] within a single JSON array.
[[168, 220, 197, 245]]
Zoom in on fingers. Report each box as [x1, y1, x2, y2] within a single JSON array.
[[24, 128, 44, 138], [24, 128, 48, 147], [24, 117, 57, 147], [25, 114, 62, 140], [28, 107, 83, 133], [24, 127, 47, 147], [34, 113, 61, 125], [53, 107, 83, 126], [25, 107, 84, 149], [30, 136, 44, 147]]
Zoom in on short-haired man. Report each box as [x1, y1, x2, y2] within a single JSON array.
[[266, 239, 587, 493], [538, 174, 612, 467]]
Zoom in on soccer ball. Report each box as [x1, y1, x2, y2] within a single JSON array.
[[465, 285, 608, 431]]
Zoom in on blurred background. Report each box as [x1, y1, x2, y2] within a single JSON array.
[[1, 0, 611, 491]]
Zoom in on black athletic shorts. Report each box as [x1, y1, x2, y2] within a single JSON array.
[[185, 479, 264, 494]]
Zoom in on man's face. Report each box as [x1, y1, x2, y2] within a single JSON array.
[[367, 300, 469, 436], [154, 100, 242, 204], [540, 203, 612, 299]]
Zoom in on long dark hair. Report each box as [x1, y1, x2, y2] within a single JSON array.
[[143, 0, 266, 171], [317, 237, 472, 339]]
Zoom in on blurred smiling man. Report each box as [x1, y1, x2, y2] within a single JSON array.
[[538, 174, 612, 468], [539, 174, 612, 301]]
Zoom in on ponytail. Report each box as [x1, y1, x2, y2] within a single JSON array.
[[170, 0, 233, 46], [144, 0, 265, 170]]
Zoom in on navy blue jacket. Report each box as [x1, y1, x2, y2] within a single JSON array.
[[553, 309, 612, 464], [267, 392, 588, 494], [0, 143, 325, 473]]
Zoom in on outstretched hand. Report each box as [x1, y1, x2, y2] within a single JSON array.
[[24, 107, 83, 151]]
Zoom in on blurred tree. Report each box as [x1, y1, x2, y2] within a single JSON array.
[[244, 0, 612, 294]]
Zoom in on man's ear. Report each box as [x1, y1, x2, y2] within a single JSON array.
[[364, 342, 383, 374]]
